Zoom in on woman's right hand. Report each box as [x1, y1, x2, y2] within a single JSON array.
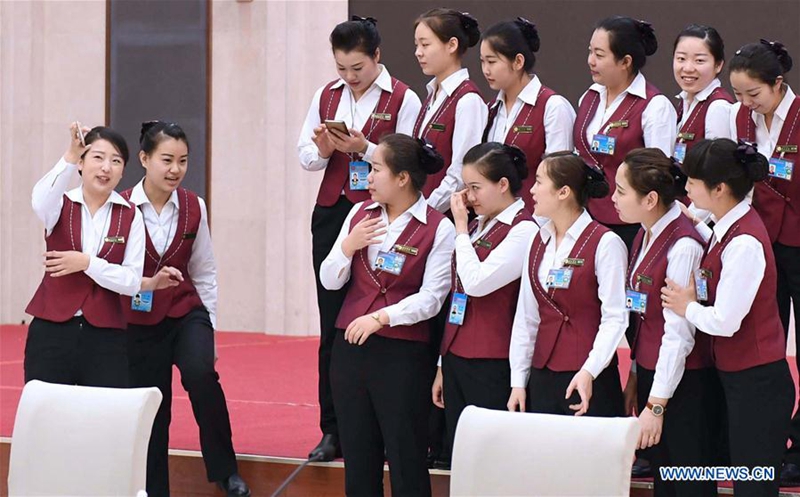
[[312, 126, 336, 159], [450, 189, 470, 235], [64, 121, 91, 164], [140, 266, 184, 292], [507, 387, 526, 412], [342, 215, 386, 257], [432, 367, 444, 408], [624, 371, 638, 416]]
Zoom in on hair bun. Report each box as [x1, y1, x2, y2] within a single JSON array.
[[514, 17, 540, 53], [760, 38, 793, 73], [140, 120, 160, 145], [734, 139, 770, 182], [458, 12, 481, 47], [351, 15, 377, 26], [503, 144, 529, 180], [636, 19, 658, 56], [669, 158, 689, 196], [416, 138, 445, 175], [583, 163, 610, 199]]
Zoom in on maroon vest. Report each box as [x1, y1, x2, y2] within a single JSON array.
[[735, 97, 800, 246], [528, 221, 610, 371], [699, 208, 785, 372], [335, 201, 446, 343], [441, 208, 534, 358], [676, 87, 734, 151], [316, 78, 411, 207], [26, 196, 136, 329], [574, 82, 662, 225], [627, 215, 712, 371], [484, 87, 557, 212], [120, 188, 204, 325], [413, 79, 483, 198]]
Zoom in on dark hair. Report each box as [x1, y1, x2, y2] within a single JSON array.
[[415, 8, 480, 56], [682, 138, 769, 201], [82, 126, 130, 165], [729, 40, 793, 86], [595, 16, 657, 73], [541, 151, 609, 207], [622, 148, 687, 207], [481, 17, 540, 72], [463, 142, 529, 195], [673, 24, 725, 65], [330, 16, 381, 56], [139, 121, 190, 155], [379, 134, 445, 191]]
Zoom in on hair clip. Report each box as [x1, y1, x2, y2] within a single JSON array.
[[351, 15, 377, 24]]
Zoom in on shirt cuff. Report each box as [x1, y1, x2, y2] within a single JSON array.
[[437, 355, 442, 368], [455, 233, 472, 247], [648, 380, 674, 401], [580, 358, 602, 380], [84, 255, 106, 280], [511, 370, 529, 388], [384, 305, 400, 327], [363, 141, 378, 163]]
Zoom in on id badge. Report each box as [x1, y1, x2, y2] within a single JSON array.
[[375, 250, 406, 275], [448, 292, 468, 325], [349, 161, 370, 190], [131, 290, 153, 312], [626, 289, 648, 314], [768, 157, 794, 181], [695, 269, 710, 302], [674, 142, 687, 164], [591, 134, 616, 155], [546, 268, 573, 289]]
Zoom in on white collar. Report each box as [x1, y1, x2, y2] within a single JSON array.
[[476, 198, 526, 229], [710, 200, 752, 241], [643, 201, 682, 243], [66, 187, 131, 209], [676, 78, 721, 102], [426, 68, 470, 98], [365, 194, 429, 223], [330, 64, 394, 93], [496, 75, 543, 109], [128, 179, 180, 209], [590, 71, 648, 100], [539, 209, 593, 243]]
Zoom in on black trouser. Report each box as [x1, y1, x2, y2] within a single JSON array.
[[776, 243, 800, 465], [442, 352, 510, 456], [718, 360, 794, 496], [128, 307, 237, 497], [637, 366, 719, 497], [427, 304, 448, 463], [527, 360, 624, 417], [331, 332, 431, 497], [24, 316, 128, 387], [311, 196, 354, 438]]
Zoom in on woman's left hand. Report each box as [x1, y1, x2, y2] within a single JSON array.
[[661, 277, 695, 317], [328, 128, 369, 155], [44, 250, 90, 277], [638, 405, 665, 449], [344, 313, 383, 345], [566, 369, 594, 416]]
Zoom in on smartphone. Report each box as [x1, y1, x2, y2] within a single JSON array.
[[76, 122, 86, 147], [324, 120, 351, 136]]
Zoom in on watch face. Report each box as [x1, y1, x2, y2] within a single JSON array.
[[652, 405, 664, 416]]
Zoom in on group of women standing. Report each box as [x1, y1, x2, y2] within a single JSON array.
[[298, 8, 799, 497]]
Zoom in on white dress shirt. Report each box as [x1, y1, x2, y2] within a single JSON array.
[[579, 72, 678, 156], [486, 75, 576, 154], [31, 158, 145, 301], [297, 64, 422, 170], [509, 210, 629, 387], [417, 68, 488, 212], [128, 180, 219, 329], [320, 195, 456, 327], [455, 198, 538, 297], [630, 203, 704, 399], [685, 201, 767, 337], [676, 78, 732, 140], [730, 85, 798, 160]]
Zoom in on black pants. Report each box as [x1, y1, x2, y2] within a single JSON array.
[[442, 352, 510, 456], [427, 302, 448, 463], [718, 360, 794, 496], [331, 332, 431, 497], [24, 316, 128, 387], [311, 196, 354, 438], [637, 366, 719, 497], [128, 307, 237, 497], [776, 243, 800, 464], [527, 360, 624, 417]]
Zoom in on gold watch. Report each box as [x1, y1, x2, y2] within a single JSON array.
[[646, 402, 666, 417]]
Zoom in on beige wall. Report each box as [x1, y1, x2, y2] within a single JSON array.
[[0, 1, 106, 324]]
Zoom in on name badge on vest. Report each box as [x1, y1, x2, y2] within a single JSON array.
[[131, 290, 153, 312], [514, 125, 533, 134], [429, 122, 446, 132], [394, 244, 419, 256], [372, 112, 392, 121], [349, 161, 370, 190], [695, 269, 711, 302], [769, 157, 794, 181], [635, 274, 654, 289], [591, 134, 616, 155], [375, 250, 406, 275], [476, 239, 492, 249], [564, 257, 585, 267], [546, 268, 573, 289], [104, 236, 125, 244], [448, 292, 468, 325], [183, 232, 197, 240], [626, 289, 648, 314], [674, 142, 688, 164]]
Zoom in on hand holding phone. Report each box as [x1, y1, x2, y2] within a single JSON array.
[[324, 120, 351, 136]]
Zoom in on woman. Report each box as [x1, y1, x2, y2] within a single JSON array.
[[321, 134, 455, 496]]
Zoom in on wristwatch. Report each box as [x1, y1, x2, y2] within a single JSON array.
[[371, 312, 382, 325], [646, 402, 666, 417]]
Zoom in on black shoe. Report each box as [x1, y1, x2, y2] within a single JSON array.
[[432, 458, 451, 471], [309, 434, 341, 462], [216, 473, 251, 497], [781, 462, 800, 487], [631, 457, 652, 478]]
